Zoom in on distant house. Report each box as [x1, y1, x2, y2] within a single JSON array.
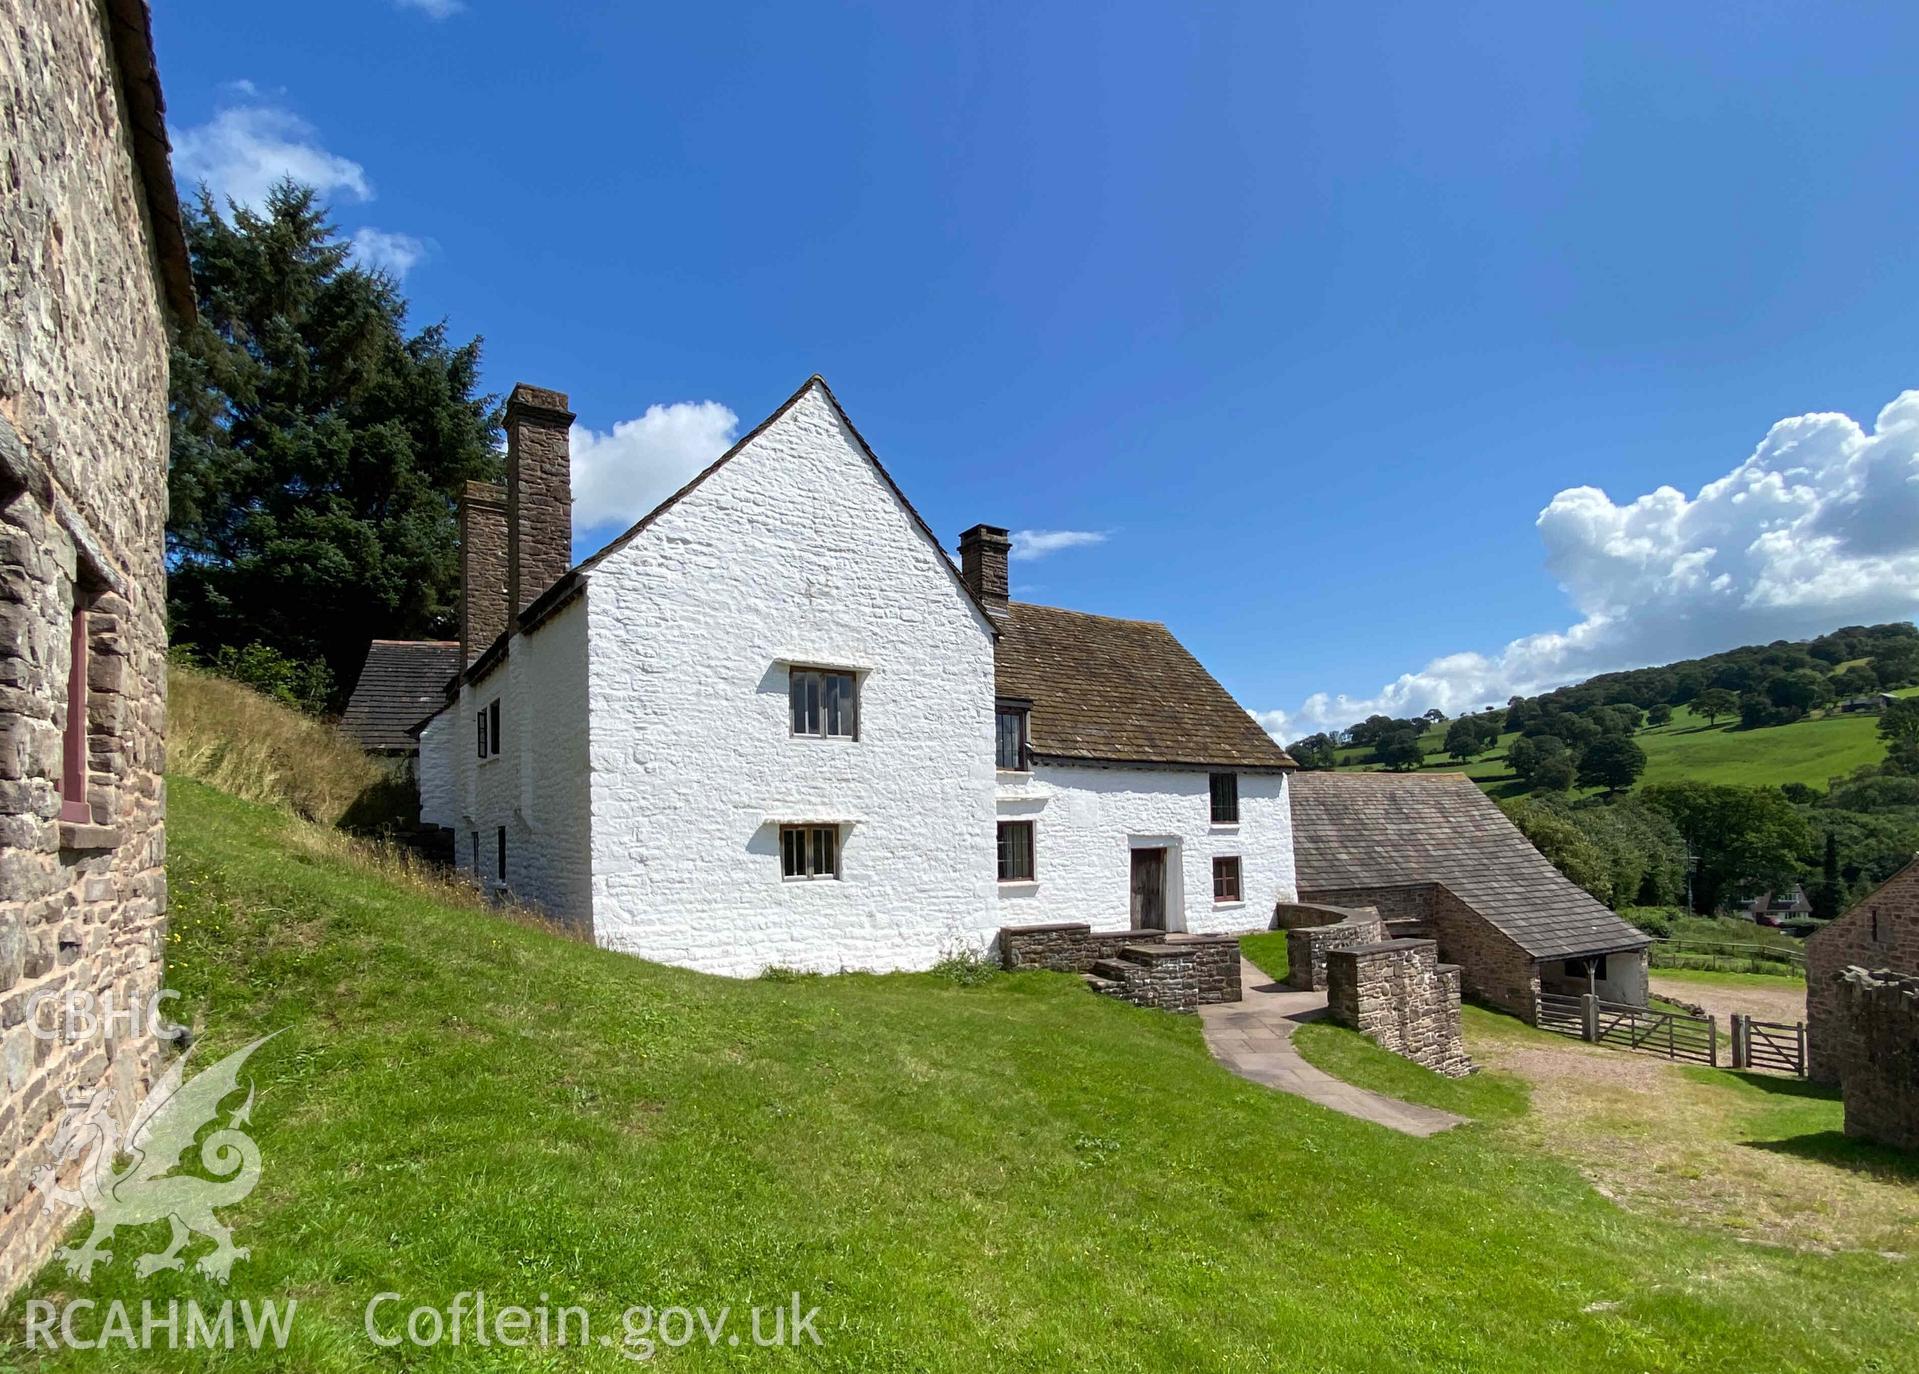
[[1839, 693, 1897, 713], [340, 639, 462, 759], [1288, 772, 1653, 1018], [1740, 885, 1812, 926]]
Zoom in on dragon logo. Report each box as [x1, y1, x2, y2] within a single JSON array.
[[32, 1032, 280, 1283]]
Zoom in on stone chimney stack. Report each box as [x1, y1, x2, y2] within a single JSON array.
[[504, 383, 576, 619], [458, 481, 508, 664], [958, 524, 1012, 621]]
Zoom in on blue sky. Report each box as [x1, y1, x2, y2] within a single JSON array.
[[155, 1, 1919, 736]]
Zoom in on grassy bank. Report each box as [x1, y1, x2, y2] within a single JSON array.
[[168, 664, 402, 827], [1291, 1009, 1533, 1123], [9, 780, 1913, 1370]]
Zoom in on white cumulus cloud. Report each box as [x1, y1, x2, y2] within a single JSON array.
[[176, 97, 439, 283], [1011, 529, 1108, 560], [175, 104, 371, 212], [349, 228, 430, 280], [1263, 389, 1919, 741], [571, 401, 741, 531]]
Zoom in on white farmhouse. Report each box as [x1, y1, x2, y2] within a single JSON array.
[[416, 376, 1299, 974]]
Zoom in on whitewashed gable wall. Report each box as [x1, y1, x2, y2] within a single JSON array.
[[583, 385, 999, 975]]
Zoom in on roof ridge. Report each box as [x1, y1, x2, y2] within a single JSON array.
[[1009, 601, 1166, 630]]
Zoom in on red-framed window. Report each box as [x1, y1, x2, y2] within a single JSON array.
[[1212, 856, 1242, 903], [57, 600, 89, 823]]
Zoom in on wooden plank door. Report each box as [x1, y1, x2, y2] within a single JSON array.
[[1131, 848, 1166, 929]]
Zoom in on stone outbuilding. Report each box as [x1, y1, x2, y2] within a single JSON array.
[[1807, 857, 1919, 1086], [0, 0, 194, 1298], [1288, 772, 1652, 1021]]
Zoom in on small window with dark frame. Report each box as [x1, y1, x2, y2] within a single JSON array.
[[1212, 855, 1242, 903], [995, 703, 1029, 771], [997, 821, 1035, 882], [789, 669, 858, 738], [488, 699, 501, 755], [1209, 772, 1239, 825], [496, 826, 507, 882], [780, 825, 841, 879], [57, 595, 90, 823]]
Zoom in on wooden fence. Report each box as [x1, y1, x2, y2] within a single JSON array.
[[1536, 991, 1719, 1067], [1731, 1014, 1808, 1076], [1648, 938, 1805, 978]]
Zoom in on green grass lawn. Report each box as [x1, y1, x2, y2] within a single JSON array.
[[1236, 931, 1289, 984], [1647, 967, 1807, 991], [11, 779, 1915, 1371], [1291, 1009, 1533, 1123]]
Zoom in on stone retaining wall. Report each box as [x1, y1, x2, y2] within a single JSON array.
[[1326, 939, 1472, 1078], [999, 923, 1164, 973], [998, 924, 1240, 1013], [1280, 907, 1384, 992], [1297, 882, 1548, 1020], [1833, 967, 1919, 1150]]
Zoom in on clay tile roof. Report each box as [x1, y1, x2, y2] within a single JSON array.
[[340, 640, 462, 752], [995, 603, 1295, 771], [1289, 771, 1651, 960]]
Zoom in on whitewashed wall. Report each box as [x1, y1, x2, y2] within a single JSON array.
[[417, 710, 453, 829], [584, 382, 1000, 976], [994, 765, 1295, 934], [418, 598, 592, 924]]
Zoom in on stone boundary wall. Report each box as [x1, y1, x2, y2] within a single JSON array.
[[1833, 967, 1919, 1150], [1326, 939, 1472, 1078], [1278, 906, 1384, 992], [1297, 883, 1434, 931], [998, 924, 1240, 1013]]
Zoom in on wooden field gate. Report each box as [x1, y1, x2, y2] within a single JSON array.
[[1535, 991, 1719, 1067], [1731, 1014, 1808, 1076]]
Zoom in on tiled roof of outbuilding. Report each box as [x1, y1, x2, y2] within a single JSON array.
[[1290, 770, 1651, 960], [994, 603, 1295, 771], [340, 640, 462, 752]]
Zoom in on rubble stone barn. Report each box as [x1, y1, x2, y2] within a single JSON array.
[[1287, 772, 1652, 1021], [0, 0, 195, 1299]]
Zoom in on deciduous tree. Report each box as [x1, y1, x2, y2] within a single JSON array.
[[1576, 735, 1646, 794]]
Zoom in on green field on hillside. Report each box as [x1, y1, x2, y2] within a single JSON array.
[[1332, 691, 1912, 797], [10, 780, 1911, 1371]]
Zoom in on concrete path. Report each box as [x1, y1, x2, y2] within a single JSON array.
[[1198, 959, 1465, 1137]]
